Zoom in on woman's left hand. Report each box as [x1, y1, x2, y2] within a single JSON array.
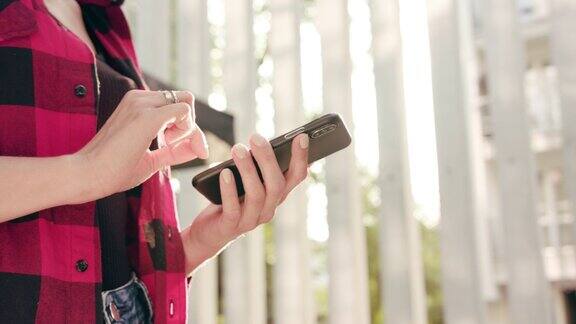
[[180, 133, 309, 275]]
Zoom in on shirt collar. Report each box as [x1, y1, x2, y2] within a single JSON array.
[[0, 1, 37, 41]]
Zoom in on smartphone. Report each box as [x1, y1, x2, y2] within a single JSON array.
[[192, 113, 352, 204]]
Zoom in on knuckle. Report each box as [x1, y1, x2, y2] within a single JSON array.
[[172, 102, 189, 114], [260, 211, 275, 224], [253, 189, 267, 204], [277, 177, 287, 190], [181, 102, 192, 114], [181, 91, 195, 103], [225, 209, 241, 222], [246, 192, 265, 207], [248, 195, 265, 207], [125, 89, 141, 100], [247, 221, 259, 231], [237, 220, 253, 232], [297, 168, 309, 182], [220, 226, 236, 237], [263, 149, 276, 162], [268, 182, 284, 199]]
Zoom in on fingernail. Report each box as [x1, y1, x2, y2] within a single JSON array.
[[250, 133, 267, 147], [202, 131, 209, 154], [221, 169, 232, 184], [232, 144, 248, 159], [299, 134, 309, 149]]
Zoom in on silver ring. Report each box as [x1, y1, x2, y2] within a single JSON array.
[[160, 90, 174, 105], [169, 90, 180, 104]]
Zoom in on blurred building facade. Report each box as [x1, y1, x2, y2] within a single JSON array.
[[473, 0, 576, 322], [123, 0, 576, 323]]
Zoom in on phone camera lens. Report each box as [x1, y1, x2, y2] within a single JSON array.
[[311, 123, 338, 139]]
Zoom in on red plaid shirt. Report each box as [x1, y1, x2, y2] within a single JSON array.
[[0, 0, 189, 323]]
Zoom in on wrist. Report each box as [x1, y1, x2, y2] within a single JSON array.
[[64, 153, 105, 204], [181, 226, 222, 276]]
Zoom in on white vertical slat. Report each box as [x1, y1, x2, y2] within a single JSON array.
[[370, 0, 427, 323], [176, 0, 211, 99], [134, 0, 171, 82], [172, 175, 215, 324], [549, 0, 576, 247], [482, 0, 554, 323], [222, 1, 266, 324], [269, 0, 315, 323], [316, 1, 370, 324], [173, 1, 218, 324], [427, 0, 493, 323], [543, 171, 562, 279]]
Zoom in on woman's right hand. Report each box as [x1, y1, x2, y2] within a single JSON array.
[[75, 90, 209, 200]]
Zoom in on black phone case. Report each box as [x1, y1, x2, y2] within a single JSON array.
[[192, 113, 352, 204]]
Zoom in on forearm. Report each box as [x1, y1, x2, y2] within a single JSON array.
[[0, 155, 94, 222]]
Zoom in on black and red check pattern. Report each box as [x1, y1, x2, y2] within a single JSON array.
[[0, 1, 189, 323]]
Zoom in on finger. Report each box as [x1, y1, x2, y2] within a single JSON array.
[[147, 90, 196, 108], [187, 127, 209, 159], [231, 144, 265, 231], [163, 103, 195, 145], [152, 91, 196, 136], [249, 133, 285, 223], [152, 102, 191, 127], [152, 103, 209, 159], [157, 102, 192, 141], [219, 168, 242, 235], [280, 133, 309, 203], [148, 137, 198, 169], [137, 90, 197, 135]]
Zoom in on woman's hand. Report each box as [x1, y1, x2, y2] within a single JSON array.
[[181, 133, 309, 275], [75, 90, 208, 200]]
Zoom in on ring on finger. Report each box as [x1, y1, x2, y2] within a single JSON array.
[[169, 90, 180, 104], [160, 90, 174, 105], [159, 90, 179, 105]]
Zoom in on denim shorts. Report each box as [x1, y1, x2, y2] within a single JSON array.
[[101, 272, 154, 324]]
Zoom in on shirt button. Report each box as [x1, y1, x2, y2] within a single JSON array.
[[167, 227, 173, 240], [169, 299, 175, 317], [75, 259, 88, 272], [74, 84, 87, 98]]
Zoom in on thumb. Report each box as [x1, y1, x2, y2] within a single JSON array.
[[149, 137, 199, 169]]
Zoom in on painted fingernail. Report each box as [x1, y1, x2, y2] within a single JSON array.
[[250, 133, 267, 147], [221, 168, 232, 184], [232, 144, 248, 159], [299, 134, 309, 149], [202, 131, 209, 153]]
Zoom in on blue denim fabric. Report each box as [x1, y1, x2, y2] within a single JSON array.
[[102, 272, 154, 324]]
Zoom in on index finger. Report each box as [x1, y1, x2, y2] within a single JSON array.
[[151, 102, 209, 159], [280, 133, 309, 203]]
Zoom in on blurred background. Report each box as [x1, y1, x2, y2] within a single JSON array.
[[123, 0, 575, 323]]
